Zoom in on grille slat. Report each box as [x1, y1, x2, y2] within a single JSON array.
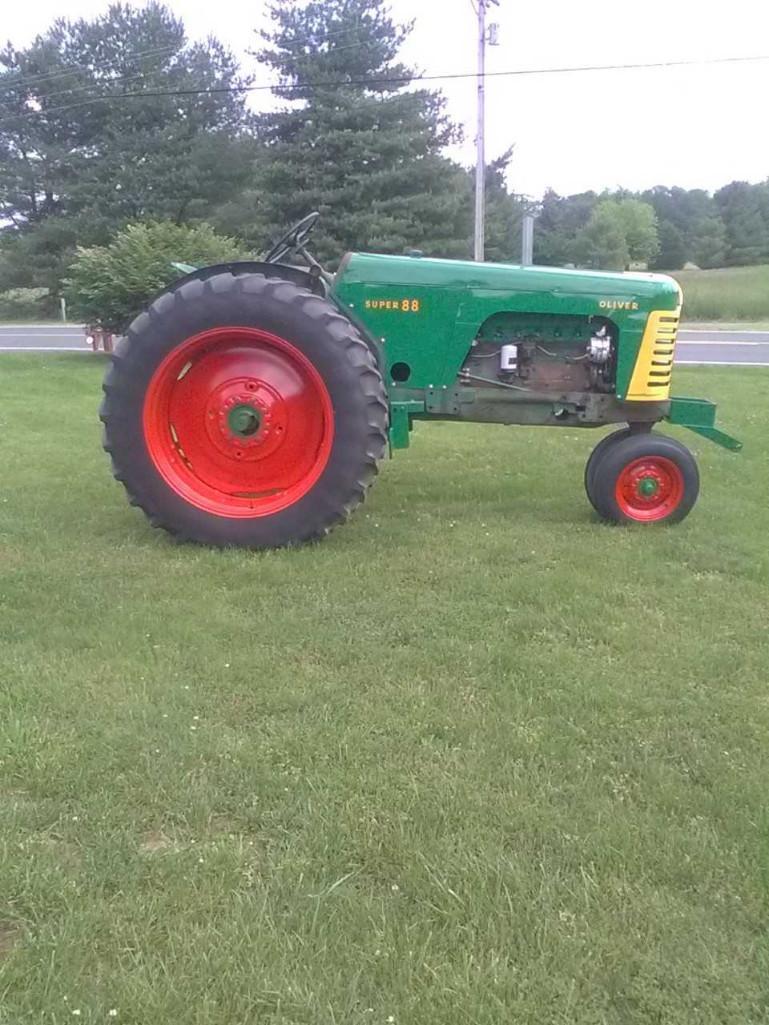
[[645, 309, 679, 390], [628, 307, 681, 399]]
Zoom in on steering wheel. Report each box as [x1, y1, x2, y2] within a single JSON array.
[[263, 212, 320, 264]]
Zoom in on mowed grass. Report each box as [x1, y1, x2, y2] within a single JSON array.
[[1, 354, 768, 1025], [673, 264, 769, 322]]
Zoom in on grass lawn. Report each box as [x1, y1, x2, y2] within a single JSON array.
[[673, 265, 769, 323], [1, 355, 768, 1025]]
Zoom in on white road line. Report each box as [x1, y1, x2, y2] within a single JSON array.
[[0, 346, 91, 352], [680, 328, 769, 335], [677, 340, 767, 346], [677, 360, 769, 366]]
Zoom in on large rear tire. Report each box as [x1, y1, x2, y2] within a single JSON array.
[[101, 272, 388, 548]]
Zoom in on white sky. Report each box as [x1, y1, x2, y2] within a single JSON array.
[[5, 0, 769, 197]]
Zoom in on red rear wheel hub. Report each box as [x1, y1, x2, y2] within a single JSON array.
[[615, 455, 684, 522], [143, 327, 333, 518]]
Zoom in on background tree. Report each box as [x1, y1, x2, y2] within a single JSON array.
[[715, 181, 769, 266], [0, 3, 255, 293], [574, 202, 630, 271], [614, 198, 659, 267], [573, 198, 658, 271], [642, 186, 726, 269], [690, 214, 727, 269], [649, 221, 687, 271], [482, 149, 524, 263], [252, 0, 468, 263], [533, 189, 597, 266], [1, 0, 767, 309]]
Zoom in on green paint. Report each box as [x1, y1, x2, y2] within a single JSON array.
[[228, 404, 261, 438], [331, 253, 739, 454], [388, 399, 424, 451], [639, 477, 659, 497], [333, 252, 679, 397], [666, 396, 743, 451]]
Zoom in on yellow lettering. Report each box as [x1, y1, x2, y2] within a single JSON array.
[[363, 297, 422, 312]]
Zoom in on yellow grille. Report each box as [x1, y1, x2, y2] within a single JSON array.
[[626, 309, 680, 401]]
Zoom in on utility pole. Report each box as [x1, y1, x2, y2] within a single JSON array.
[[474, 0, 499, 263], [521, 211, 535, 265]]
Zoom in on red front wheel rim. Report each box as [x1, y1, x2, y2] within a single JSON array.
[[143, 327, 334, 518], [615, 456, 685, 522]]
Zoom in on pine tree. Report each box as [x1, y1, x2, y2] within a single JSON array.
[[253, 0, 466, 263], [483, 149, 523, 263], [715, 181, 769, 266], [533, 189, 598, 266], [650, 222, 687, 271], [0, 3, 255, 291]]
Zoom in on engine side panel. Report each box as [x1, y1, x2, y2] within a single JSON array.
[[332, 252, 680, 399]]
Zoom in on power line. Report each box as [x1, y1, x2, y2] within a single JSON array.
[[0, 44, 180, 95], [0, 28, 375, 115], [0, 68, 179, 114], [0, 22, 368, 101], [0, 52, 378, 116], [1, 52, 767, 128]]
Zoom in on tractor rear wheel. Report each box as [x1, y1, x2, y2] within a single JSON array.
[[101, 272, 388, 548], [590, 433, 700, 525]]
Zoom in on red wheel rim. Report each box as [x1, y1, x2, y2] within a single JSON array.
[[143, 327, 334, 518], [615, 455, 684, 522]]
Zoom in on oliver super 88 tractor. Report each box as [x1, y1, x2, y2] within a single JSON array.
[[101, 213, 741, 548]]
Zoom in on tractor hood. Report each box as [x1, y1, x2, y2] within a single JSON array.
[[335, 252, 681, 310]]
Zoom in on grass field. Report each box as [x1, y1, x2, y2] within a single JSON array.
[[1, 355, 768, 1025], [673, 264, 769, 322]]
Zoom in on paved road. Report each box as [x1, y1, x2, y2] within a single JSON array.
[[1, 323, 769, 366], [677, 328, 769, 367], [0, 324, 89, 352]]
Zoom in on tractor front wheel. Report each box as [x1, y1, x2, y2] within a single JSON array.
[[101, 272, 388, 548], [589, 433, 700, 525], [584, 428, 632, 512]]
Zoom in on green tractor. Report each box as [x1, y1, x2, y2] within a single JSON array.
[[101, 213, 741, 548]]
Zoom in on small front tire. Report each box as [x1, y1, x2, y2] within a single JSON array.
[[584, 428, 632, 512], [591, 433, 700, 524]]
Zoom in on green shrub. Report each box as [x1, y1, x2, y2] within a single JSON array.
[[64, 222, 251, 333], [0, 287, 56, 321]]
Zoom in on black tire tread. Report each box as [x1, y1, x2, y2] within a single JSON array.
[[584, 428, 632, 513], [100, 272, 388, 548], [591, 432, 700, 525]]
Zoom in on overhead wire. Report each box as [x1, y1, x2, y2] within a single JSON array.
[[0, 26, 377, 113], [0, 43, 180, 94], [0, 67, 187, 113], [0, 52, 766, 129]]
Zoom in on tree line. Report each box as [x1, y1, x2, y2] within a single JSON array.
[[0, 0, 767, 315], [536, 182, 769, 271]]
